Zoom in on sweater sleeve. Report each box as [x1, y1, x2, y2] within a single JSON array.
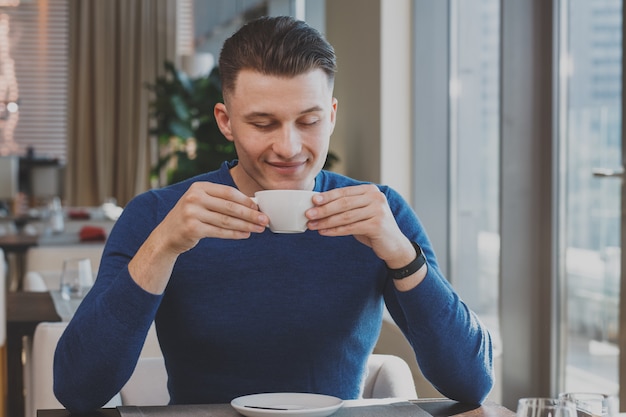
[[53, 192, 164, 413], [381, 188, 494, 404]]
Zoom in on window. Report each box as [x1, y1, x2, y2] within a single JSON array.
[[413, 0, 502, 400], [449, 0, 501, 361], [558, 0, 621, 397], [2, 0, 69, 160]]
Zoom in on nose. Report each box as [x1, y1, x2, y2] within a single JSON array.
[[272, 125, 302, 158]]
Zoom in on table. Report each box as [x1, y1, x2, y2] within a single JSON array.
[[0, 215, 114, 291], [7, 291, 62, 417], [36, 399, 515, 417], [0, 233, 39, 291]]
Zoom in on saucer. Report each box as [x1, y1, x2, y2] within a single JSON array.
[[231, 392, 344, 417]]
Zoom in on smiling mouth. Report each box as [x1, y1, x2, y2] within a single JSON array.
[[267, 161, 307, 169]]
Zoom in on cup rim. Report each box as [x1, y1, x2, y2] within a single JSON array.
[[558, 392, 612, 398], [254, 189, 318, 195], [517, 398, 576, 406]]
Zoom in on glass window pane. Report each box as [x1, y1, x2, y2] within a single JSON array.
[[559, 0, 621, 398], [449, 0, 501, 384]]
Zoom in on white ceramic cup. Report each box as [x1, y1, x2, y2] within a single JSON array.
[[253, 190, 318, 233]]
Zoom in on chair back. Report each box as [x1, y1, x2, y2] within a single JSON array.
[[26, 321, 163, 417], [120, 357, 169, 406], [23, 244, 105, 292], [27, 322, 81, 416], [23, 271, 49, 292], [363, 354, 417, 399], [25, 244, 105, 275]]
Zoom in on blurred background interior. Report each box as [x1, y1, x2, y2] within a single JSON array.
[[0, 0, 624, 415]]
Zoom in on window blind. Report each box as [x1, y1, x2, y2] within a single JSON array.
[[177, 0, 194, 56], [7, 0, 69, 161]]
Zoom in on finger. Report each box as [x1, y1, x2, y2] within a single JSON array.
[[201, 207, 268, 233], [184, 183, 266, 225], [167, 214, 257, 243], [195, 221, 261, 240], [178, 184, 268, 235], [191, 182, 258, 210], [308, 185, 384, 221], [312, 183, 378, 205], [308, 188, 392, 237], [309, 210, 381, 237]]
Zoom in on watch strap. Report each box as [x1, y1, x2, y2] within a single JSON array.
[[387, 241, 426, 280]]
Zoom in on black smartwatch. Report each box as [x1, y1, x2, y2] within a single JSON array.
[[387, 241, 426, 280]]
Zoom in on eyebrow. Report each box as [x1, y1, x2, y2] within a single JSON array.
[[243, 106, 324, 119]]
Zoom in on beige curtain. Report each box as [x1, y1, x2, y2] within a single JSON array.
[[66, 0, 177, 207]]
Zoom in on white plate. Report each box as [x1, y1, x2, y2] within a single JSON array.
[[231, 392, 344, 417]]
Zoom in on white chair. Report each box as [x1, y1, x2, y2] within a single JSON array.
[[362, 354, 416, 399], [23, 271, 54, 292], [374, 311, 445, 399], [25, 244, 105, 276], [23, 244, 105, 292], [120, 357, 169, 406], [25, 322, 164, 417]]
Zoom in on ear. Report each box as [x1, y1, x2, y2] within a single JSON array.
[[329, 98, 338, 134], [214, 103, 234, 142]]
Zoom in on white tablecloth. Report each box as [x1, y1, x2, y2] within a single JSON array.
[[49, 289, 83, 321]]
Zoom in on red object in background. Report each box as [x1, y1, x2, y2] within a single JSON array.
[[79, 226, 106, 242], [68, 209, 90, 219]]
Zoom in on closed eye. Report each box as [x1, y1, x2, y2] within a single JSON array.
[[298, 117, 321, 127], [251, 121, 276, 130]]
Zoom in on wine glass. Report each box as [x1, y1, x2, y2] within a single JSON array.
[[517, 398, 578, 417], [59, 258, 93, 300], [558, 393, 617, 417]]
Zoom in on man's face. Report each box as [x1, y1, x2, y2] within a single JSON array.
[[215, 69, 337, 195]]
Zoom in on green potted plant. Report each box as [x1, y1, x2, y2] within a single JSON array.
[[147, 61, 339, 186], [147, 61, 236, 185]]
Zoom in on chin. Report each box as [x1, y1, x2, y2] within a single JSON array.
[[269, 180, 314, 191], [265, 175, 315, 191]]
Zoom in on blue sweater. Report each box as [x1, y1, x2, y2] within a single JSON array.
[[54, 161, 493, 412]]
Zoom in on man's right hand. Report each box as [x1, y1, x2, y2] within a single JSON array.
[[128, 182, 268, 294]]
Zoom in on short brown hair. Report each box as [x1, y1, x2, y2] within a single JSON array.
[[218, 16, 337, 98]]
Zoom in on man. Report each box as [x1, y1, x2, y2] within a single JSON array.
[[54, 16, 493, 413]]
